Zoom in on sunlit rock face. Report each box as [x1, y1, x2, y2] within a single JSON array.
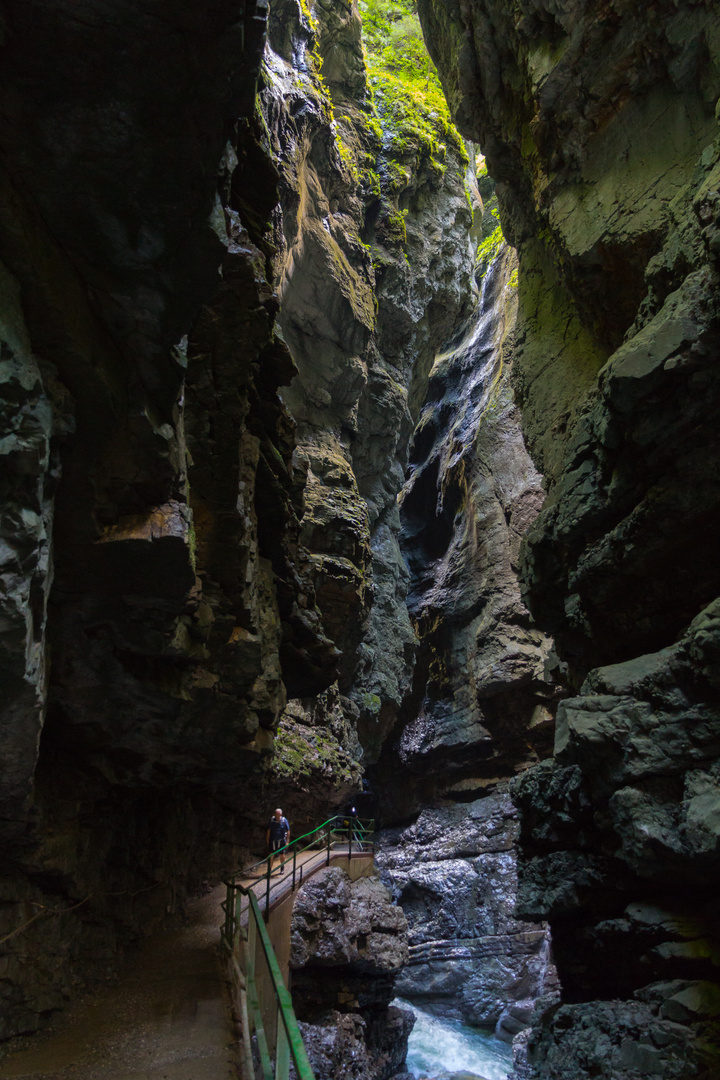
[[260, 0, 475, 758], [370, 243, 560, 820], [418, 0, 720, 1075]]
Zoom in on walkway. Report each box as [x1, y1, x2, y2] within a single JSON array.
[[0, 845, 365, 1080], [235, 846, 345, 920], [0, 887, 236, 1080]]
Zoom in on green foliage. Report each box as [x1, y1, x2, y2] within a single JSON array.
[[362, 691, 382, 715], [475, 223, 505, 279], [267, 718, 361, 788], [359, 0, 459, 146], [357, 0, 465, 252], [360, 0, 431, 82]]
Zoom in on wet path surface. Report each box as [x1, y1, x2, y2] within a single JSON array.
[[0, 887, 237, 1080], [0, 847, 359, 1080]]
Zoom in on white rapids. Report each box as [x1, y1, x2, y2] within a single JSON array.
[[397, 999, 513, 1080]]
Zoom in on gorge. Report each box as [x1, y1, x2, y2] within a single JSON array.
[[1, 1, 720, 1079]]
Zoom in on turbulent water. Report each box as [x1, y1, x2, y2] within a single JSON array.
[[397, 1000, 513, 1080]]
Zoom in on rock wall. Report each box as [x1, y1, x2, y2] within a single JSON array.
[[370, 234, 560, 822], [417, 0, 720, 1076], [0, 0, 476, 1043], [376, 791, 558, 1044], [260, 0, 476, 763], [0, 0, 368, 1037], [290, 866, 414, 1080]]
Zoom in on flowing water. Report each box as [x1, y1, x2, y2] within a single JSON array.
[[397, 1000, 513, 1080]]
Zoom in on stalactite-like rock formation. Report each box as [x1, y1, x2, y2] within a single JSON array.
[[417, 1, 720, 1076]]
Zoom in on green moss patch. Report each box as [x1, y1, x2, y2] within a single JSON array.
[[264, 717, 362, 791], [475, 223, 505, 278], [356, 0, 466, 254]]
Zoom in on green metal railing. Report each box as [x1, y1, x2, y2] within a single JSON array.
[[225, 814, 374, 929], [239, 888, 314, 1080], [221, 815, 374, 1080]]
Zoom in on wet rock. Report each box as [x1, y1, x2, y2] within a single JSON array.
[[0, 0, 472, 1041], [370, 242, 561, 820], [509, 606, 720, 1070], [255, 687, 363, 844], [376, 793, 556, 1033], [261, 0, 474, 751], [522, 999, 710, 1080], [418, 0, 720, 1074], [291, 867, 408, 984], [299, 1005, 414, 1080], [291, 867, 413, 1080]]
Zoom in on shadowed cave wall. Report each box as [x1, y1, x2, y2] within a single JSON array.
[[415, 0, 720, 1076], [1, 1, 720, 1077]]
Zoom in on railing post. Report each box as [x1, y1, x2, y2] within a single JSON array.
[[247, 905, 256, 983], [276, 1009, 290, 1080], [326, 819, 331, 866], [265, 855, 272, 920], [235, 888, 244, 939], [293, 846, 297, 890]]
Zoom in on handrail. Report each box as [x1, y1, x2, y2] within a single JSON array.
[[244, 889, 316, 1080], [221, 813, 375, 1080], [239, 814, 374, 880], [228, 815, 374, 925]]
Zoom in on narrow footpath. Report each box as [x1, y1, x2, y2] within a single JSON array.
[[0, 849, 348, 1080], [0, 887, 236, 1080]]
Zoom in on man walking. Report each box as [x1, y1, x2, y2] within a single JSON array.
[[266, 808, 290, 873]]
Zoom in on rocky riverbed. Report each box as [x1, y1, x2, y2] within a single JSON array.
[[375, 790, 558, 1044]]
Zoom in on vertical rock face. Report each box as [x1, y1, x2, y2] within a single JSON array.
[[0, 258, 57, 848], [259, 0, 476, 762], [370, 241, 560, 821], [0, 0, 477, 1043], [417, 0, 720, 1076], [375, 791, 558, 1043], [290, 867, 414, 1080], [0, 0, 345, 1038]]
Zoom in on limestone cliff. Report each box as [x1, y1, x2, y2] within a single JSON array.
[[0, 0, 475, 1042], [417, 0, 720, 1076], [290, 867, 413, 1080]]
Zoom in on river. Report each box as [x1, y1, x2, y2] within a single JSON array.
[[397, 1000, 513, 1080]]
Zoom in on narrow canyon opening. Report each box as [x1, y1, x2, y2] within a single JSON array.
[[1, 2, 719, 1080]]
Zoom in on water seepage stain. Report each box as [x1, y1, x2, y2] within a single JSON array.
[[396, 998, 513, 1080]]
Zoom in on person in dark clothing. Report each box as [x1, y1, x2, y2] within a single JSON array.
[[266, 808, 290, 873]]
